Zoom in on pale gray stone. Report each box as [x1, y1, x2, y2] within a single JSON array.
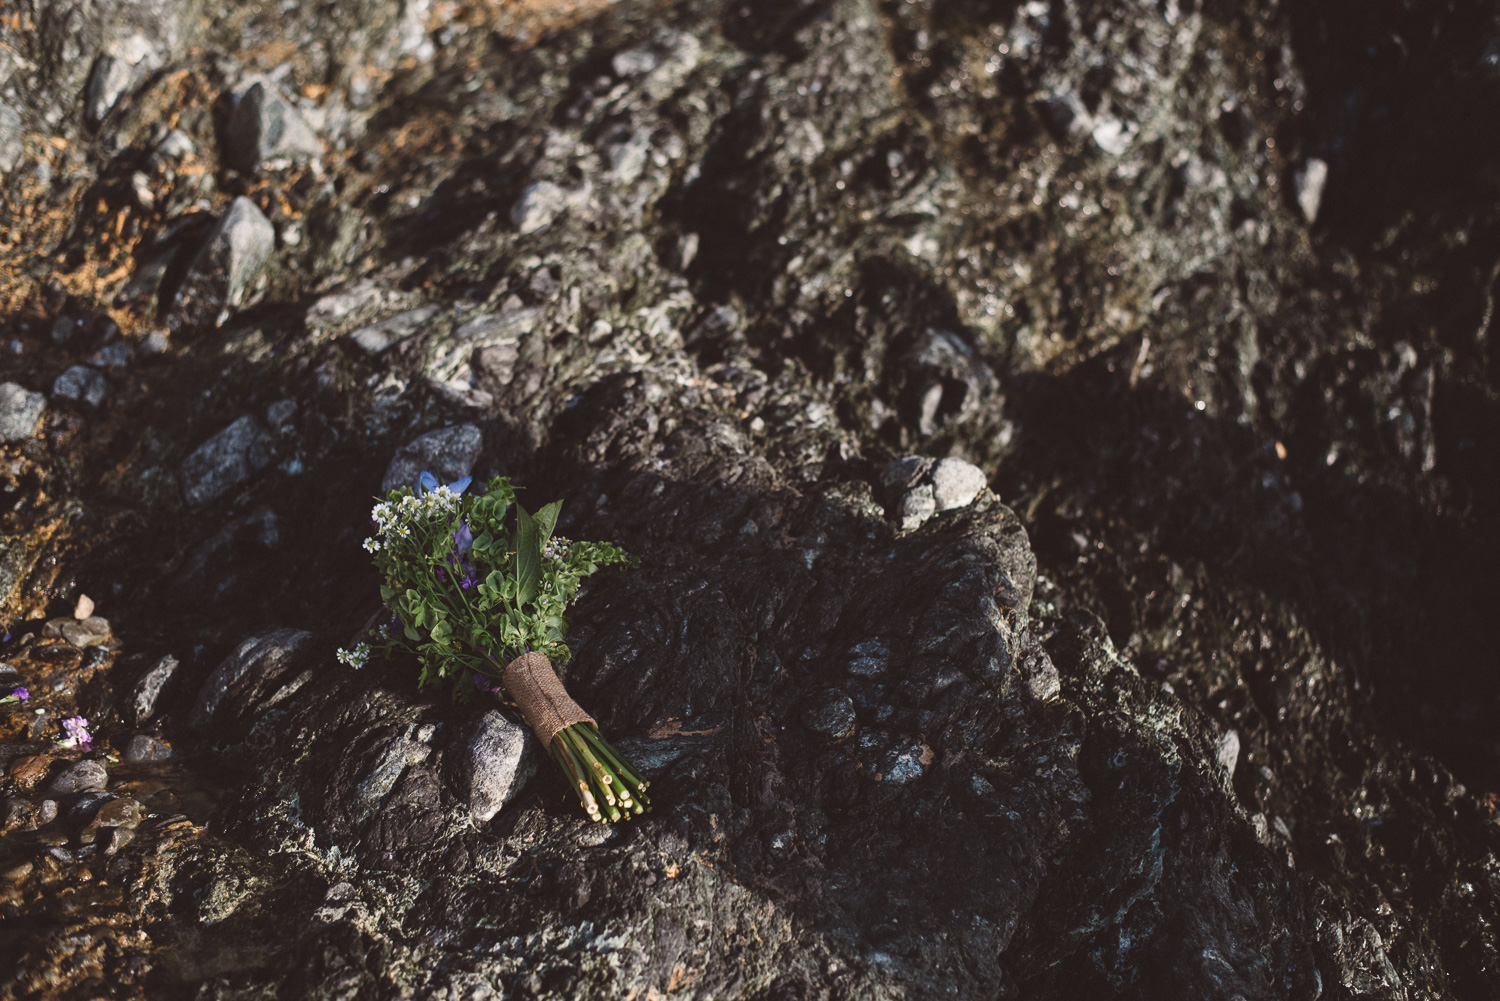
[[463, 710, 536, 823], [930, 457, 986, 512], [51, 366, 108, 408], [227, 81, 323, 173], [0, 383, 46, 443]]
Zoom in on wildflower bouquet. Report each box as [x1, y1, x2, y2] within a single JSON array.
[[346, 472, 650, 822]]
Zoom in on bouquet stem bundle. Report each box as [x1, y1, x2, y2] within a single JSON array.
[[344, 471, 650, 822]]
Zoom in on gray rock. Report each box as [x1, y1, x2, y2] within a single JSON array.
[[128, 654, 179, 724], [0, 382, 46, 443], [179, 415, 272, 507], [382, 424, 483, 492], [61, 616, 111, 648], [154, 129, 195, 160], [123, 734, 175, 764], [88, 340, 134, 369], [1297, 158, 1329, 225], [171, 196, 276, 329], [803, 692, 857, 741], [35, 799, 57, 826], [899, 484, 937, 531], [226, 81, 323, 174], [51, 366, 108, 408], [1216, 729, 1241, 780], [930, 457, 986, 512], [347, 305, 440, 355], [0, 103, 21, 174], [461, 710, 536, 823], [191, 628, 313, 733], [48, 760, 108, 796], [512, 180, 570, 234], [84, 34, 161, 124]]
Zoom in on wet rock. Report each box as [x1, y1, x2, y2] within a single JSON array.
[[7, 755, 50, 791], [190, 628, 313, 733], [0, 382, 46, 443], [179, 415, 272, 507], [51, 365, 108, 407], [2, 861, 33, 882], [930, 458, 986, 512], [171, 196, 276, 329], [803, 691, 857, 741], [346, 304, 440, 355], [381, 424, 482, 492], [226, 81, 323, 174], [67, 791, 114, 826], [80, 796, 143, 845], [123, 734, 175, 764], [35, 800, 56, 826], [127, 654, 179, 724], [459, 710, 536, 823], [84, 33, 161, 125], [47, 760, 108, 796]]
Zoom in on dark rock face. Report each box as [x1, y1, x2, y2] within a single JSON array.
[[1, 1, 1499, 1000]]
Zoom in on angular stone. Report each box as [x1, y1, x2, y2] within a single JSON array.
[[462, 710, 536, 823], [512, 181, 570, 235], [123, 733, 175, 764], [53, 369, 107, 412], [226, 81, 323, 173], [128, 654, 180, 724], [0, 382, 46, 443], [84, 34, 161, 124], [61, 615, 111, 648], [179, 415, 272, 507], [347, 305, 440, 355], [172, 197, 276, 330], [191, 628, 313, 732], [930, 457, 986, 512], [382, 424, 482, 492], [48, 759, 108, 795], [899, 484, 936, 531], [803, 692, 857, 741], [1297, 158, 1329, 225]]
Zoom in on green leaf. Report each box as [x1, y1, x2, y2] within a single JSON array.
[[515, 503, 541, 607], [534, 500, 562, 543], [380, 584, 396, 603]]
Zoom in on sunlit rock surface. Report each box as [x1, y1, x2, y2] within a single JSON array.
[[1, 1, 1498, 999]]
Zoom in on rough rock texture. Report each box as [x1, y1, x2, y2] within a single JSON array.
[[2, 1, 1499, 1000]]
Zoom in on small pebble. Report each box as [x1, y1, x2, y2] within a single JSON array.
[[73, 594, 95, 620]]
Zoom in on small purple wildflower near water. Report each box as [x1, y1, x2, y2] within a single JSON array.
[[59, 715, 92, 749]]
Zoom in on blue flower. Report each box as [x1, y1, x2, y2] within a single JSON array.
[[419, 470, 473, 495], [453, 521, 474, 554]]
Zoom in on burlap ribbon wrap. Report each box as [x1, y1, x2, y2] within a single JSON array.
[[503, 651, 595, 747]]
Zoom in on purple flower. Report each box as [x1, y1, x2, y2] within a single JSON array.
[[453, 521, 473, 554], [472, 673, 501, 695], [59, 715, 92, 749], [11, 687, 26, 701]]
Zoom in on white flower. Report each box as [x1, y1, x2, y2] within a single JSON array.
[[337, 643, 371, 670]]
